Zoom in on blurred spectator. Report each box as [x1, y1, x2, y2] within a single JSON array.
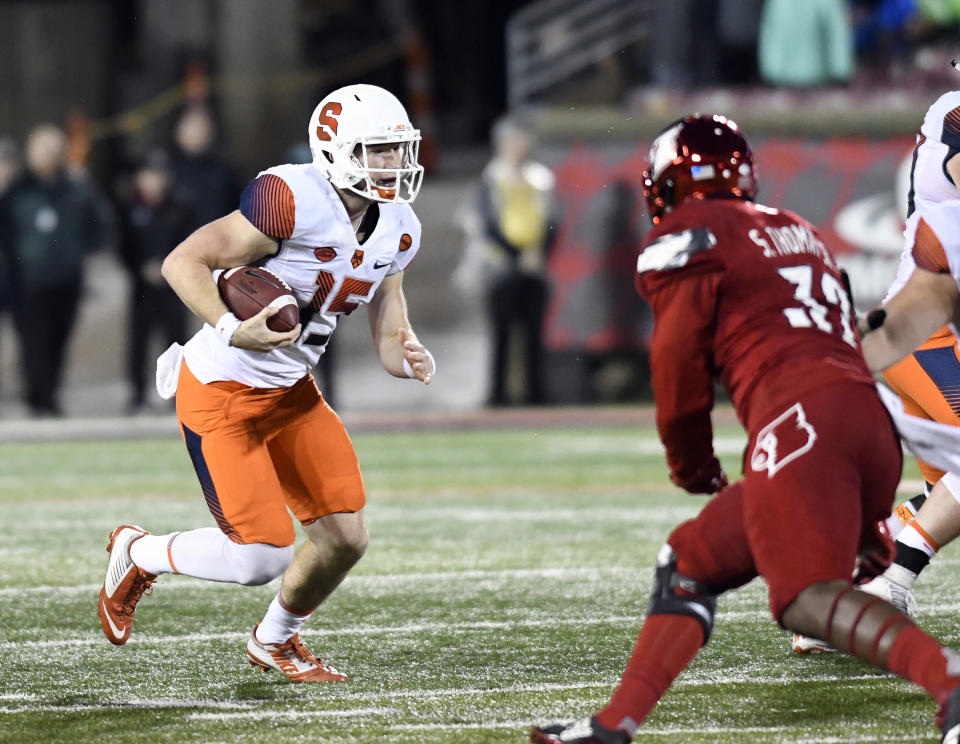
[[647, 0, 763, 91], [117, 149, 193, 413], [0, 138, 19, 194], [851, 0, 918, 77], [758, 0, 854, 87], [0, 137, 20, 399], [649, 0, 719, 90], [0, 124, 104, 416], [170, 104, 239, 231], [459, 118, 555, 407]]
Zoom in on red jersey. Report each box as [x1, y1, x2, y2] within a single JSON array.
[[636, 198, 875, 491]]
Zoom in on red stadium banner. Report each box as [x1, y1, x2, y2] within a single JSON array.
[[542, 136, 915, 354]]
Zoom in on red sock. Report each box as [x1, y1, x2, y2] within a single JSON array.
[[886, 625, 960, 708], [596, 614, 704, 733]]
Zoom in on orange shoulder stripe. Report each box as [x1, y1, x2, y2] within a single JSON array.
[[240, 173, 296, 240], [912, 217, 950, 274]]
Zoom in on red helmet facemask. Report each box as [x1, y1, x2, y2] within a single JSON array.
[[642, 114, 757, 224]]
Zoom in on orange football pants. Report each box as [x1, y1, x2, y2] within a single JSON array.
[[882, 327, 960, 485], [175, 362, 366, 546]]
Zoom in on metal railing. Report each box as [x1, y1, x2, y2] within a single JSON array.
[[506, 0, 653, 109]]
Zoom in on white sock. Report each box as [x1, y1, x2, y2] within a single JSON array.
[[128, 533, 179, 575], [256, 593, 313, 644], [898, 523, 938, 559], [129, 527, 293, 585]]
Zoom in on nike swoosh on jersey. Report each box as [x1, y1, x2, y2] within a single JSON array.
[[373, 261, 391, 269]]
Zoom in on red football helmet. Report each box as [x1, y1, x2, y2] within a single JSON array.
[[642, 114, 756, 224]]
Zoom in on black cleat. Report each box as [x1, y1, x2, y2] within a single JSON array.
[[530, 716, 630, 744]]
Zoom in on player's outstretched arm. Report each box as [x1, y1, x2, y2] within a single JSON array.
[[861, 268, 959, 372], [367, 272, 434, 384], [161, 210, 299, 351]]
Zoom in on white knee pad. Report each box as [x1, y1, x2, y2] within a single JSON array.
[[225, 542, 294, 586]]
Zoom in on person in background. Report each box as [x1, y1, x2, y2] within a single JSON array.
[[476, 118, 555, 406], [758, 0, 854, 87], [117, 149, 193, 413], [0, 137, 21, 400], [170, 105, 239, 232], [0, 124, 103, 417]]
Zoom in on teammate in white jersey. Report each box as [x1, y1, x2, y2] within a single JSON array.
[[793, 84, 960, 654], [856, 87, 960, 616], [97, 84, 435, 681]]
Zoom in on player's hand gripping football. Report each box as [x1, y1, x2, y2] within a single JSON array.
[[230, 305, 301, 352], [398, 327, 434, 384]]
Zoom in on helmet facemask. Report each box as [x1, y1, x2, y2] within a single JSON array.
[[344, 135, 424, 203]]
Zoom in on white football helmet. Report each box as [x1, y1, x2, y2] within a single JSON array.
[[308, 83, 423, 204]]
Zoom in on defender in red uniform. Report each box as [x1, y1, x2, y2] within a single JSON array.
[[529, 115, 960, 744]]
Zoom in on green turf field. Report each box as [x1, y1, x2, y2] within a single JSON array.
[[0, 422, 955, 743]]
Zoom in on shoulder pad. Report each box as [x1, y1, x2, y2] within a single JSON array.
[[637, 227, 717, 274]]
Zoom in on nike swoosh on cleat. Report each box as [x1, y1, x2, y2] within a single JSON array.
[[100, 599, 126, 641], [373, 261, 390, 269]]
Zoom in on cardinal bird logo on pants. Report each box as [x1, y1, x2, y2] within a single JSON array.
[[750, 402, 817, 478]]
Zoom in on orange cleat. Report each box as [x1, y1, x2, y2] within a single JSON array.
[[246, 624, 348, 682], [791, 633, 832, 654], [97, 525, 156, 646]]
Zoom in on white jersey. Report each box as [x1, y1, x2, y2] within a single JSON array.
[[911, 200, 960, 286], [183, 163, 421, 388], [885, 90, 960, 302]]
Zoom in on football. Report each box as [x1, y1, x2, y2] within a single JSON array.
[[217, 266, 299, 333]]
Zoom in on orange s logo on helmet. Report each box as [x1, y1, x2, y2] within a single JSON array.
[[315, 102, 342, 142], [399, 233, 412, 252], [314, 247, 336, 262]]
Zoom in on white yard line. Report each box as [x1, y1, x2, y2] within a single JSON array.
[[10, 593, 960, 651], [2, 617, 643, 651], [2, 675, 890, 718], [188, 706, 398, 722], [0, 565, 652, 598], [0, 699, 263, 715]]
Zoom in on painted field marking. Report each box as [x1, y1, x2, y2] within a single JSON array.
[[7, 589, 957, 650], [2, 674, 892, 717]]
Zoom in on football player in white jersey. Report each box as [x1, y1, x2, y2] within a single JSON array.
[[793, 81, 960, 654], [96, 84, 435, 681]]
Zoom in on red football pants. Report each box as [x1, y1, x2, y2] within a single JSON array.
[[668, 382, 902, 622]]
